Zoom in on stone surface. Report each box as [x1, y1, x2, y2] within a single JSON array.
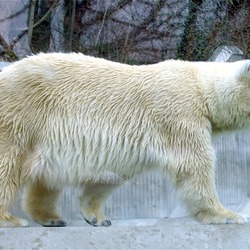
[[208, 45, 245, 62], [1, 218, 250, 249]]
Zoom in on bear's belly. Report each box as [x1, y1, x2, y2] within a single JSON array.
[[27, 143, 164, 187]]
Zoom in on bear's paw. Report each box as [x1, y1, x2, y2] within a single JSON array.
[[197, 210, 250, 224], [83, 214, 112, 227], [40, 218, 68, 227], [0, 216, 29, 227]]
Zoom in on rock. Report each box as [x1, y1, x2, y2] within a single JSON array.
[[208, 45, 245, 62], [0, 61, 11, 71]]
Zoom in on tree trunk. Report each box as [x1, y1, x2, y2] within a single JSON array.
[[48, 0, 65, 52]]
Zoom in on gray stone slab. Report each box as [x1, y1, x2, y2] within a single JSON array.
[[208, 45, 245, 62], [1, 218, 250, 249]]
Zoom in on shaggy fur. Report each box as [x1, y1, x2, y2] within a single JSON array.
[[0, 53, 249, 227]]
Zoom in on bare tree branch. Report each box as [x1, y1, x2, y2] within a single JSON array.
[[28, 0, 36, 45], [81, 0, 132, 28], [88, 0, 166, 49], [69, 0, 76, 51], [24, 0, 60, 32], [11, 0, 60, 48], [0, 2, 30, 23]]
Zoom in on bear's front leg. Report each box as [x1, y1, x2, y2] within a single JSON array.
[[173, 132, 249, 224], [80, 180, 121, 227], [176, 168, 249, 224]]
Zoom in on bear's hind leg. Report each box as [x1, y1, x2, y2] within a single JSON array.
[[80, 180, 121, 227], [0, 147, 29, 227], [23, 180, 67, 227]]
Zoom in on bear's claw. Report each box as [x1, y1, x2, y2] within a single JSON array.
[[41, 219, 68, 227], [101, 219, 112, 227], [84, 216, 111, 227]]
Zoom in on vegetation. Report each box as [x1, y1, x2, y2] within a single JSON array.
[[0, 0, 249, 63]]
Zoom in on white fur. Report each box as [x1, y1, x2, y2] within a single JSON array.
[[0, 53, 249, 226]]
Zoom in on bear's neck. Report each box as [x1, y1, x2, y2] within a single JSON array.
[[196, 62, 243, 133]]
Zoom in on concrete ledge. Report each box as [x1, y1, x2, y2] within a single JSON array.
[[1, 218, 250, 249]]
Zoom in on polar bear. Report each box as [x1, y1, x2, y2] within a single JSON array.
[[0, 53, 249, 227]]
